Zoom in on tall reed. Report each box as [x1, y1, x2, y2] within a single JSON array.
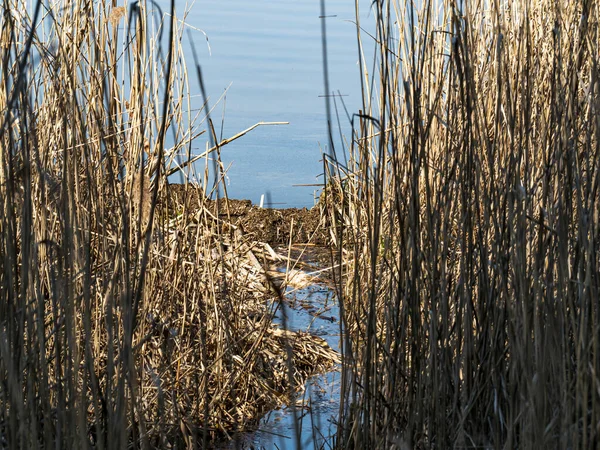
[[328, 0, 600, 448], [0, 1, 306, 447]]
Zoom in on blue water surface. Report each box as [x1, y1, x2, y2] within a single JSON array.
[[157, 0, 371, 207]]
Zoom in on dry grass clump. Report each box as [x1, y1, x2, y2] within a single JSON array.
[[0, 0, 338, 448], [328, 0, 600, 448]]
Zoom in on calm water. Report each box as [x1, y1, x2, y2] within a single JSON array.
[[159, 0, 369, 207], [225, 284, 342, 450]]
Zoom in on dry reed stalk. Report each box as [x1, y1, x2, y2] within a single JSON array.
[[0, 1, 338, 448], [328, 0, 600, 448]]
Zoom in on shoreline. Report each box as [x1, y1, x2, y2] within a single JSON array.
[[167, 183, 328, 247]]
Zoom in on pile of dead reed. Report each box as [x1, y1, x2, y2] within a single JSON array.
[[0, 1, 338, 447], [326, 0, 600, 448]]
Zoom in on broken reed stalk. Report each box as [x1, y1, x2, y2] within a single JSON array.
[[0, 1, 337, 448], [166, 121, 289, 177], [328, 0, 600, 448]]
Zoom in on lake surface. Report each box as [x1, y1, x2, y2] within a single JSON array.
[[158, 0, 370, 208]]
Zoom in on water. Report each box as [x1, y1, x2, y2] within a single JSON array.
[[157, 0, 370, 207], [229, 283, 342, 450], [245, 371, 341, 450]]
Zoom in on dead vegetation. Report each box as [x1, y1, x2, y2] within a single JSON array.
[[0, 1, 337, 448], [326, 0, 600, 449], [168, 186, 327, 246]]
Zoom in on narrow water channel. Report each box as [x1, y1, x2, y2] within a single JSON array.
[[229, 280, 341, 449]]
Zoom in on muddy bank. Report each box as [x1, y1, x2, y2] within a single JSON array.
[[168, 183, 328, 246]]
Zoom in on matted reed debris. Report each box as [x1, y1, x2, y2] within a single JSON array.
[[135, 190, 340, 443]]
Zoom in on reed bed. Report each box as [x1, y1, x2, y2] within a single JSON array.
[[0, 0, 338, 448], [327, 0, 600, 448]]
